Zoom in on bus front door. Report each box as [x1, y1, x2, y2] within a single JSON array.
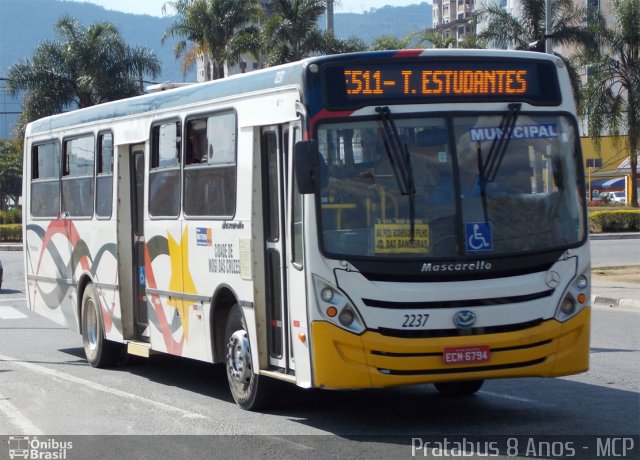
[[261, 126, 293, 373]]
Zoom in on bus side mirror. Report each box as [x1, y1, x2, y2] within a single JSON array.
[[294, 140, 318, 194]]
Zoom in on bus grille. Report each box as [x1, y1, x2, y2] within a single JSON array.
[[377, 358, 547, 376], [376, 318, 544, 338], [362, 289, 554, 309]]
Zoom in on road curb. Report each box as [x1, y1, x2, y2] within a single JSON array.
[[592, 295, 640, 308], [0, 244, 23, 251], [589, 232, 640, 240]]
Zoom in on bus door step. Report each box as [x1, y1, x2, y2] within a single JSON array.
[[127, 340, 152, 358]]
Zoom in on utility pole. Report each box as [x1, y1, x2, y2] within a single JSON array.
[[545, 0, 552, 53]]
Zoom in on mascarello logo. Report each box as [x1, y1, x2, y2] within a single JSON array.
[[7, 436, 73, 459]]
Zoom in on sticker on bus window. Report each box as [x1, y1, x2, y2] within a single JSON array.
[[374, 222, 430, 254], [465, 222, 493, 252], [138, 266, 146, 286], [196, 227, 213, 247], [469, 124, 558, 142]]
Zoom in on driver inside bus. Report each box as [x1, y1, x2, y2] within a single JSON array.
[[427, 140, 504, 206]]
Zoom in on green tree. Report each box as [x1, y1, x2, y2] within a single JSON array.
[[368, 34, 413, 51], [0, 139, 23, 210], [324, 34, 367, 54], [413, 29, 455, 49], [473, 0, 592, 107], [6, 16, 161, 137], [162, 0, 262, 80], [262, 0, 328, 66], [577, 0, 640, 207]]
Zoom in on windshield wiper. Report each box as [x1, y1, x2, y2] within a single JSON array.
[[375, 106, 416, 238], [476, 102, 522, 222], [481, 102, 522, 185]]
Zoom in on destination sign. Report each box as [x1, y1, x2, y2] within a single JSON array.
[[322, 58, 561, 108], [345, 69, 528, 97]]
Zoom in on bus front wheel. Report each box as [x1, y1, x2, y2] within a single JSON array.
[[434, 380, 484, 396], [224, 304, 274, 410], [81, 284, 121, 368]]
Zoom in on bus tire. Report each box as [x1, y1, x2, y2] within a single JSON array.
[[434, 380, 484, 396], [81, 284, 121, 368], [224, 304, 274, 411]]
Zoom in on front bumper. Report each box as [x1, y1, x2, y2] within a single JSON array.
[[311, 307, 590, 389]]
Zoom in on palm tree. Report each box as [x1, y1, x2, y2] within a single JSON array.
[[262, 0, 328, 66], [474, 0, 589, 51], [162, 0, 262, 80], [6, 16, 161, 136], [473, 0, 592, 107], [576, 0, 640, 207]]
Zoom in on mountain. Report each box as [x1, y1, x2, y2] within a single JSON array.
[[0, 0, 189, 83], [1, 0, 433, 80], [332, 4, 432, 45], [0, 0, 433, 137]]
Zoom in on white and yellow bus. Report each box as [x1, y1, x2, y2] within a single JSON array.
[[23, 50, 590, 410]]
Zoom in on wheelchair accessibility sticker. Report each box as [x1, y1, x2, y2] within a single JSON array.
[[465, 222, 493, 251]]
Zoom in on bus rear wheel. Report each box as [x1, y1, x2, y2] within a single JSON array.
[[224, 304, 274, 411], [434, 380, 484, 396], [81, 284, 121, 368]]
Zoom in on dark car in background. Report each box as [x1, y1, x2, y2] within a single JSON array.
[[0, 259, 3, 291]]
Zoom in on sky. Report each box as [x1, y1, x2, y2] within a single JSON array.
[[69, 0, 426, 16]]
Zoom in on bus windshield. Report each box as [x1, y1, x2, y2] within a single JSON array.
[[316, 113, 585, 260]]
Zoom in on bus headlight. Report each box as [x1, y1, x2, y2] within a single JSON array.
[[320, 287, 334, 302], [559, 297, 576, 315], [576, 275, 588, 290], [554, 271, 590, 322], [313, 275, 365, 334]]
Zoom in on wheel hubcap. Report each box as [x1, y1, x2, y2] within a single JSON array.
[[227, 330, 252, 385], [85, 300, 98, 351]]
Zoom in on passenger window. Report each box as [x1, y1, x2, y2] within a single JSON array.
[[150, 122, 181, 217], [96, 132, 114, 218], [62, 135, 94, 218], [31, 142, 60, 218], [184, 112, 236, 217]]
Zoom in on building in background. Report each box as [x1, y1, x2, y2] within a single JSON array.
[[432, 0, 477, 45], [0, 82, 21, 138]]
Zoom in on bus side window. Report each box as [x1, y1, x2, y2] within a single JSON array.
[[184, 111, 237, 217], [96, 132, 114, 218], [62, 135, 94, 218], [186, 119, 207, 165], [149, 121, 181, 218], [31, 141, 61, 218]]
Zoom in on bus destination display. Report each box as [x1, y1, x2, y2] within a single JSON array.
[[345, 68, 527, 97], [323, 59, 560, 108]]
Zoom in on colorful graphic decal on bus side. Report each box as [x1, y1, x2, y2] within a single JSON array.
[[144, 227, 198, 355], [25, 220, 121, 335]]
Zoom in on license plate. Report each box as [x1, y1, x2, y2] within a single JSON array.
[[443, 345, 491, 364]]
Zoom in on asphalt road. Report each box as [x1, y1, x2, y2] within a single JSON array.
[[589, 237, 640, 267], [0, 246, 638, 459]]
